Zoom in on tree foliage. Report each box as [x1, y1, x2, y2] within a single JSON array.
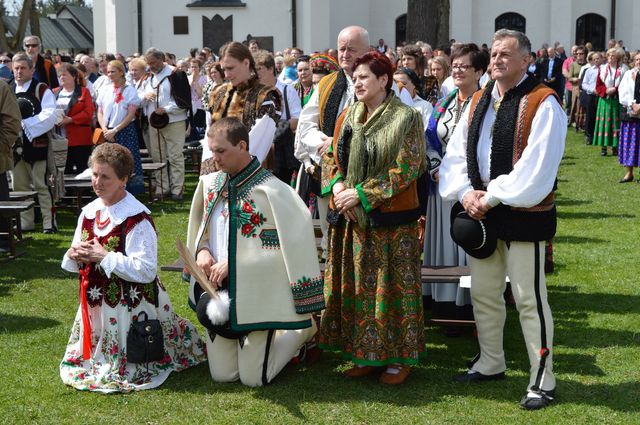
[[406, 0, 450, 48], [0, 0, 86, 52]]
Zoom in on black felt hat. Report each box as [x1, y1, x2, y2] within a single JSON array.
[[149, 111, 169, 129], [17, 96, 37, 119], [450, 202, 497, 259]]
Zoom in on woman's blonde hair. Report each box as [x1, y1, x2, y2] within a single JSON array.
[[428, 55, 450, 82], [107, 60, 127, 85]]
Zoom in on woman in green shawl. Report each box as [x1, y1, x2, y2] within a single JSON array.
[[319, 51, 426, 385]]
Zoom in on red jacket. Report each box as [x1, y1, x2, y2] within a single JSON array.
[[54, 86, 94, 147]]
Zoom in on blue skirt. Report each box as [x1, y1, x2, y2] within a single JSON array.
[[115, 122, 144, 195]]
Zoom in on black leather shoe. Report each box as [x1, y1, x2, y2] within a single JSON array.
[[520, 389, 555, 410], [619, 176, 634, 183], [43, 228, 57, 234], [454, 370, 505, 383]]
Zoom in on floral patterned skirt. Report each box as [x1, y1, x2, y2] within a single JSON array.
[[60, 282, 206, 393], [593, 96, 621, 147], [319, 220, 425, 366]]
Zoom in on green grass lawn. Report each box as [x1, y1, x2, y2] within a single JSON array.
[[1, 130, 639, 424]]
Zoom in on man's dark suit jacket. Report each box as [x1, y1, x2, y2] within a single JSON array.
[[536, 56, 564, 97]]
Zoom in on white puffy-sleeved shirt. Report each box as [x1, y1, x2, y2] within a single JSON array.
[[61, 192, 157, 284], [140, 64, 188, 123], [439, 74, 567, 209], [619, 68, 639, 108], [15, 79, 57, 141], [97, 84, 140, 128]]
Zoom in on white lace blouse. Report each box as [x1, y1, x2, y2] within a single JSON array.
[[61, 192, 157, 283]]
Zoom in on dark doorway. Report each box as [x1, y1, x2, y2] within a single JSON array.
[[396, 14, 407, 46], [495, 12, 526, 33], [203, 14, 232, 54], [576, 13, 606, 51]]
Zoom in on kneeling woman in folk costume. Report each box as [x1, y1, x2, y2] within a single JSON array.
[[186, 117, 324, 387], [60, 143, 206, 393], [319, 51, 427, 385]]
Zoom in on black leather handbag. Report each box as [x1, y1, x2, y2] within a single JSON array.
[[127, 311, 164, 364]]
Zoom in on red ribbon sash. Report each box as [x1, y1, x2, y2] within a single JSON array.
[[79, 267, 92, 360]]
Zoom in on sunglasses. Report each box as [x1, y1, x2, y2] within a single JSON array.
[[24, 43, 39, 48], [0, 59, 10, 64]]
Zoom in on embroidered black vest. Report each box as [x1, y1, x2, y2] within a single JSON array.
[[467, 76, 558, 242]]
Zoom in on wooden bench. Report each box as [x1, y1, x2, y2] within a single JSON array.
[[63, 177, 94, 213], [9, 191, 38, 202], [0, 200, 35, 261], [184, 146, 202, 175], [421, 265, 475, 326], [141, 162, 167, 202]]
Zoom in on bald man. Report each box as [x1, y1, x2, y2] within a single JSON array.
[[294, 26, 371, 260]]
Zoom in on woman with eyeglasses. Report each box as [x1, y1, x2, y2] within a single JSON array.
[[423, 44, 489, 333]]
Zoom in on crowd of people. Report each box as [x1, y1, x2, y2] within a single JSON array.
[[2, 25, 632, 410]]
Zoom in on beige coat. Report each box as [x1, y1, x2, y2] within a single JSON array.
[[186, 158, 324, 332], [0, 80, 22, 173]]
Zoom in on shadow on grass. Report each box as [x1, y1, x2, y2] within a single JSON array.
[[554, 199, 592, 207], [553, 235, 608, 244], [557, 211, 635, 219], [0, 312, 60, 334]]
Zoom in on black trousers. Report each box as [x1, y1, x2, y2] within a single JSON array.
[[0, 172, 9, 244], [582, 93, 599, 143]]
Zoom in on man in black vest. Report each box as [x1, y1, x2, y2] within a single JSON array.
[[11, 52, 58, 233], [439, 30, 567, 410]]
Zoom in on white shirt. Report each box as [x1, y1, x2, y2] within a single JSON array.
[[61, 192, 157, 283], [580, 64, 599, 94], [439, 74, 567, 209], [276, 79, 301, 120], [441, 76, 455, 99], [619, 68, 639, 108], [140, 64, 188, 123], [97, 84, 140, 128], [15, 79, 57, 141], [200, 198, 229, 263], [92, 75, 110, 100], [295, 70, 355, 169], [412, 94, 434, 130]]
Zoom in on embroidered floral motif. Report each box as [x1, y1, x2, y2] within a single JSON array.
[[81, 229, 89, 242], [236, 198, 266, 238], [258, 229, 280, 249], [104, 236, 120, 252]]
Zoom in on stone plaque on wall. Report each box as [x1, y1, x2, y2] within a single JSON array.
[[203, 14, 233, 54]]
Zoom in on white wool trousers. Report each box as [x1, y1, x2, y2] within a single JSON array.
[[205, 322, 316, 387], [469, 240, 555, 392]]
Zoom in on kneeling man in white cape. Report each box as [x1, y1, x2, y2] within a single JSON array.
[[184, 117, 324, 387]]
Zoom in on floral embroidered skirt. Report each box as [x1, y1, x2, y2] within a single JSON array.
[[593, 96, 621, 147], [60, 282, 206, 393], [319, 220, 425, 366]]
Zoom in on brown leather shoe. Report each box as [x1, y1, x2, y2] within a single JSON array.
[[379, 366, 411, 385], [344, 365, 384, 378]]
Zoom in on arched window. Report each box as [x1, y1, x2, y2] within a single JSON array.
[[576, 13, 606, 51], [495, 12, 526, 34], [396, 14, 407, 46]]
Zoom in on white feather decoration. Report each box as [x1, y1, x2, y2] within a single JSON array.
[[206, 290, 230, 325]]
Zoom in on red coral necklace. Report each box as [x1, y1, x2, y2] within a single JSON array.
[[96, 210, 111, 230]]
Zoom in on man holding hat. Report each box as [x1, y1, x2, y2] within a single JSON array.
[[439, 29, 566, 410]]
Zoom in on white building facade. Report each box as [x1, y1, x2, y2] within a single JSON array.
[[93, 0, 639, 56]]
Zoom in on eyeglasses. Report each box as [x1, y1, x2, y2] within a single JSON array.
[[451, 64, 473, 72], [24, 43, 39, 48]]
